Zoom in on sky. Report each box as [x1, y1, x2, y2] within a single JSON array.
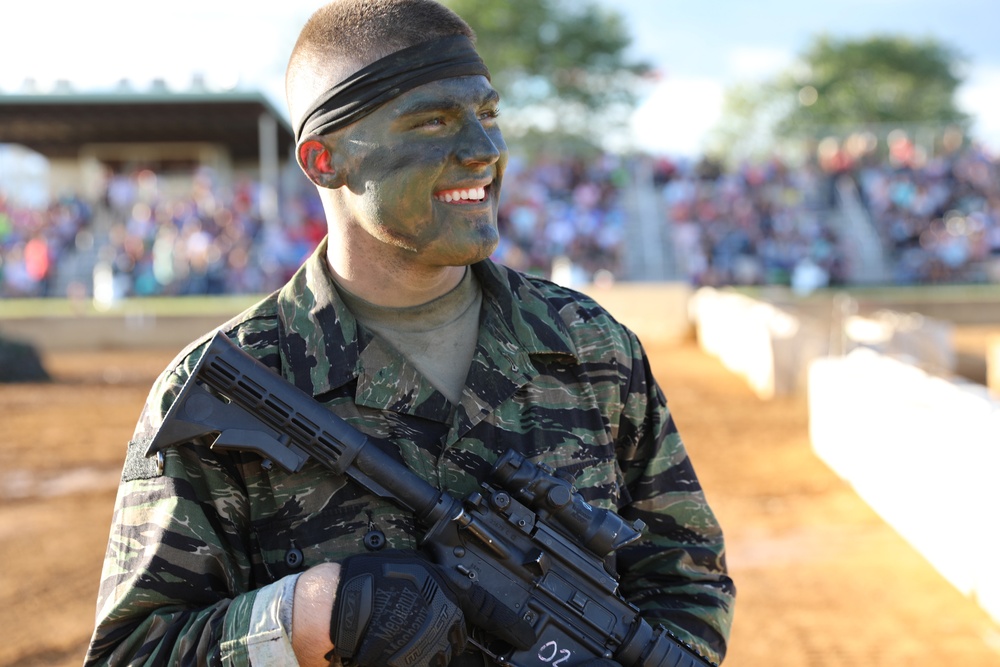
[[2, 0, 999, 157]]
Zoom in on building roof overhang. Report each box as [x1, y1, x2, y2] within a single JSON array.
[[0, 91, 295, 161]]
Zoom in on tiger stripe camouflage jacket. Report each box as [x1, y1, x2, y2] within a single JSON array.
[[85, 240, 735, 666]]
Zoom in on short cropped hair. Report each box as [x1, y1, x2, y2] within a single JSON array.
[[286, 0, 476, 129]]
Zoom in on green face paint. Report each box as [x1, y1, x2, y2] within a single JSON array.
[[334, 75, 507, 268]]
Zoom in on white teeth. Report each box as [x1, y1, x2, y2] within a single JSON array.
[[436, 187, 487, 202]]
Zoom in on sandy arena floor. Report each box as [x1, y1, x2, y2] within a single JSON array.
[[1, 339, 998, 666]]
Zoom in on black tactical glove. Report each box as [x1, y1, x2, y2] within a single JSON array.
[[329, 551, 467, 667]]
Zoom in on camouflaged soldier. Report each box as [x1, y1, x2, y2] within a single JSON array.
[[85, 1, 735, 666]]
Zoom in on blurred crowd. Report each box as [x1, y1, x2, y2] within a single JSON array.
[[0, 169, 325, 299], [0, 158, 632, 299], [492, 154, 629, 282], [1, 142, 998, 300], [654, 156, 848, 290], [96, 169, 326, 299], [852, 142, 1000, 283], [0, 191, 92, 298], [652, 138, 1000, 289]]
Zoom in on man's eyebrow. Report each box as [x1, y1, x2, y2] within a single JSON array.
[[395, 89, 501, 117]]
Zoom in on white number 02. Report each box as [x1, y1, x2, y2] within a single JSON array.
[[537, 640, 573, 667]]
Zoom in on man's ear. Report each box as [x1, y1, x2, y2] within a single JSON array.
[[297, 137, 345, 189]]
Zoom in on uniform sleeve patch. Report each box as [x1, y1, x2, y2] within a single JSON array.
[[121, 439, 163, 481]]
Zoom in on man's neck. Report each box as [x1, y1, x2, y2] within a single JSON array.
[[325, 240, 467, 308]]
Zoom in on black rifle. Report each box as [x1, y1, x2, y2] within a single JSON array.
[[147, 331, 716, 667]]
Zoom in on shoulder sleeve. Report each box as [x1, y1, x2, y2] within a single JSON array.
[[84, 345, 295, 666], [613, 328, 736, 665]]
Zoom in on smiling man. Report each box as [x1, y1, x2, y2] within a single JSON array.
[[299, 71, 505, 305], [85, 1, 734, 666]]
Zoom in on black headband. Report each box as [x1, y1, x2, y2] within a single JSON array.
[[295, 34, 491, 143]]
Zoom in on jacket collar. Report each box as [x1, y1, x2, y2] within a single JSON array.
[[275, 239, 579, 420]]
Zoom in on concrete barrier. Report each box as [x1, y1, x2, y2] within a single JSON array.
[[844, 310, 955, 376], [690, 287, 829, 399], [989, 335, 1000, 396], [0, 312, 239, 352], [809, 350, 1000, 624], [691, 287, 959, 399], [0, 282, 697, 354]]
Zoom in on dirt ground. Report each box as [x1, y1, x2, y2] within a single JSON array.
[[2, 339, 999, 666]]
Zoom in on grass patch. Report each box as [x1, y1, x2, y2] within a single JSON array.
[[731, 283, 1000, 305], [0, 295, 264, 319]]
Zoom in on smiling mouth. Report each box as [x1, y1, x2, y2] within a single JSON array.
[[433, 185, 488, 203]]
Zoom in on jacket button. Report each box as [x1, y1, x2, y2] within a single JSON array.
[[285, 547, 304, 568], [363, 529, 386, 551]]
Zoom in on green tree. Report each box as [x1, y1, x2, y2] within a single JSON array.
[[442, 0, 650, 148], [709, 34, 969, 162], [708, 79, 794, 163], [781, 35, 968, 135]]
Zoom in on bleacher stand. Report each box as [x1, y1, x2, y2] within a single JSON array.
[[853, 142, 1000, 283], [2, 144, 998, 299], [659, 157, 848, 289]]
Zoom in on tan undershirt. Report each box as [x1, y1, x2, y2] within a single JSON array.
[[334, 269, 482, 405]]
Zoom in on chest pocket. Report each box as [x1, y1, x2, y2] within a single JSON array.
[[489, 380, 622, 503], [250, 464, 420, 582]]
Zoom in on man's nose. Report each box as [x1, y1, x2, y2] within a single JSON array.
[[455, 118, 502, 167]]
